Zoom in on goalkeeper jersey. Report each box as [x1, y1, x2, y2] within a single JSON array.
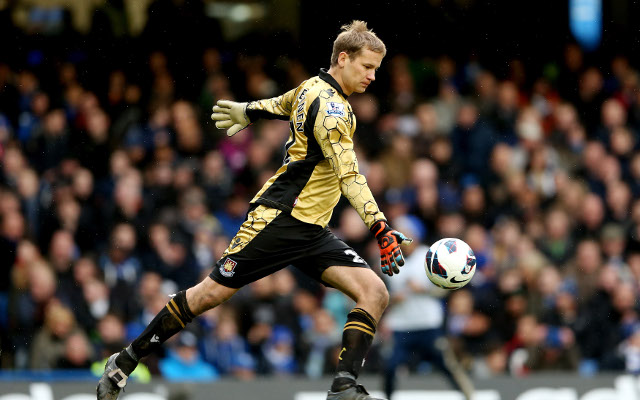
[[245, 69, 386, 229]]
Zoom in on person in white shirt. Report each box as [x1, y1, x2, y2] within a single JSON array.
[[382, 215, 474, 400]]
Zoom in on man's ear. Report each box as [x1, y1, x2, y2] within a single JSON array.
[[337, 51, 349, 67]]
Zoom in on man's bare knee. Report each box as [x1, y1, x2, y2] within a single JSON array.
[[362, 279, 389, 313], [322, 266, 389, 319], [378, 283, 390, 309]]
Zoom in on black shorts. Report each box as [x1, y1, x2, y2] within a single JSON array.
[[209, 204, 370, 288]]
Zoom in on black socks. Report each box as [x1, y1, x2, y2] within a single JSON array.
[[331, 308, 378, 392], [116, 290, 195, 375]]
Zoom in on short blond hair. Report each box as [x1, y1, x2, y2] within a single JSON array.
[[330, 20, 386, 66]]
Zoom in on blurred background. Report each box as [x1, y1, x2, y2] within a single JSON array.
[[2, 0, 640, 397]]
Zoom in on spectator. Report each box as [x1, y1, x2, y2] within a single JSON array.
[[575, 265, 621, 370], [12, 261, 57, 365], [620, 329, 640, 374], [95, 313, 127, 360], [56, 331, 94, 369], [71, 107, 111, 179], [199, 150, 233, 212], [446, 289, 492, 359], [15, 168, 41, 237], [100, 222, 141, 288], [30, 301, 93, 369], [382, 215, 473, 399], [201, 307, 255, 379], [25, 109, 70, 174], [261, 325, 297, 375], [159, 331, 219, 382], [537, 208, 574, 266], [450, 101, 497, 181], [82, 278, 111, 327], [144, 222, 200, 289], [508, 314, 579, 375], [564, 239, 604, 305], [303, 309, 341, 378]]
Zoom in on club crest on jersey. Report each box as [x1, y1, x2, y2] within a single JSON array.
[[326, 102, 345, 117], [220, 258, 237, 277]]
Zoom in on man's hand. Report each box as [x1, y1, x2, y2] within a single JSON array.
[[371, 220, 413, 276], [211, 100, 250, 136]]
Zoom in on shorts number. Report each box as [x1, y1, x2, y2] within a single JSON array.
[[345, 249, 365, 264]]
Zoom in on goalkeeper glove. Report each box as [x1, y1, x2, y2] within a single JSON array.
[[211, 100, 250, 136], [371, 220, 413, 276]]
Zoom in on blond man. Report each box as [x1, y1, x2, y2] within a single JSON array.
[[97, 21, 410, 400]]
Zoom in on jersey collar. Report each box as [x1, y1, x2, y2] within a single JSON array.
[[319, 69, 348, 98]]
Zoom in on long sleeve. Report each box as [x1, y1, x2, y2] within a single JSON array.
[[314, 110, 385, 228], [246, 87, 300, 121]]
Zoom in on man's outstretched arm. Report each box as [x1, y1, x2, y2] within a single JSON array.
[[211, 87, 299, 136]]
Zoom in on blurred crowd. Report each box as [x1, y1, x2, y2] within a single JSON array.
[[3, 4, 640, 385]]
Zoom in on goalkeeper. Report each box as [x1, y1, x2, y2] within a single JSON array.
[[98, 20, 411, 400]]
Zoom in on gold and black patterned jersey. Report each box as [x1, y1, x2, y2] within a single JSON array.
[[244, 69, 386, 229]]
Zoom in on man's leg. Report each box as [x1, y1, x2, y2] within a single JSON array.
[[97, 277, 238, 399], [321, 266, 389, 398]]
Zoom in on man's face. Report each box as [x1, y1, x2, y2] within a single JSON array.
[[340, 48, 383, 95]]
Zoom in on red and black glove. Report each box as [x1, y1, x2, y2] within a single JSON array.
[[371, 220, 413, 276]]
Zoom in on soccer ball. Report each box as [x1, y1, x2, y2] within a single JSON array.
[[424, 238, 476, 289]]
